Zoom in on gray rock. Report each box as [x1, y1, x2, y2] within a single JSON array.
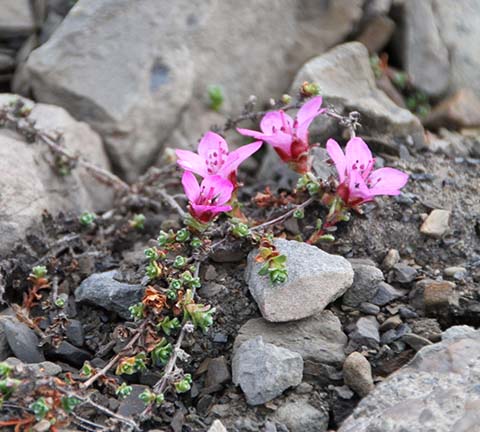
[[343, 352, 374, 397], [391, 263, 417, 284], [401, 333, 432, 351], [444, 266, 467, 279], [232, 336, 303, 405], [420, 209, 451, 238], [343, 264, 384, 307], [349, 316, 380, 348], [339, 327, 480, 432], [4, 357, 62, 376], [0, 318, 12, 361], [359, 302, 381, 315], [381, 329, 399, 344], [0, 94, 113, 256], [0, 53, 14, 72], [65, 319, 84, 347], [399, 306, 417, 319], [26, 0, 364, 179], [205, 356, 231, 388], [118, 384, 149, 417], [0, 0, 35, 36], [208, 420, 227, 432], [75, 270, 144, 319], [442, 325, 477, 341], [415, 0, 480, 99], [2, 318, 45, 363], [403, 0, 450, 97], [274, 400, 329, 432], [371, 282, 406, 306], [50, 341, 91, 367], [234, 311, 347, 375], [379, 315, 403, 333], [290, 42, 425, 150], [382, 249, 400, 270], [410, 318, 442, 342], [246, 239, 353, 322]]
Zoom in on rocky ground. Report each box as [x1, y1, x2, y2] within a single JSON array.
[[1, 1, 480, 432]]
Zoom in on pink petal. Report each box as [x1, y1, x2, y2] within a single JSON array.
[[181, 171, 201, 202], [191, 203, 232, 216], [219, 141, 263, 176], [345, 137, 374, 178], [197, 131, 229, 158], [266, 132, 294, 157], [348, 168, 372, 201], [260, 111, 293, 135], [237, 127, 293, 158], [236, 128, 270, 141], [295, 96, 324, 141], [200, 175, 234, 205], [326, 138, 347, 183], [176, 149, 208, 177], [367, 167, 409, 196]]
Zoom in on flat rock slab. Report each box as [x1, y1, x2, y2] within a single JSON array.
[[232, 336, 303, 405], [75, 270, 144, 319], [339, 326, 480, 432], [245, 239, 353, 322], [234, 310, 347, 374]]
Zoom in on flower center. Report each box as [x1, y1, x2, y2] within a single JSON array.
[[199, 185, 219, 206], [206, 147, 227, 175]]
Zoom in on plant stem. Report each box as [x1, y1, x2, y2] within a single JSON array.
[[82, 321, 147, 389], [158, 188, 186, 218], [251, 196, 315, 231]]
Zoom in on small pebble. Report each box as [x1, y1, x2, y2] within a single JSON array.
[[399, 306, 418, 319], [359, 302, 380, 315], [343, 352, 374, 397], [392, 264, 418, 284], [444, 266, 467, 279], [382, 249, 400, 270]]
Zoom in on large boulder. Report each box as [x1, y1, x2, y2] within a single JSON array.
[[290, 42, 425, 150], [402, 0, 449, 97], [245, 239, 353, 322], [339, 326, 480, 432], [25, 0, 364, 179], [0, 94, 113, 255], [400, 0, 480, 99]]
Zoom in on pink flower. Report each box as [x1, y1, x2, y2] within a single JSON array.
[[236, 96, 324, 174], [176, 131, 262, 185], [182, 171, 234, 224], [326, 137, 409, 206]]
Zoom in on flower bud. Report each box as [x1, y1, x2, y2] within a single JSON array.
[[281, 94, 292, 104], [300, 81, 320, 97]]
